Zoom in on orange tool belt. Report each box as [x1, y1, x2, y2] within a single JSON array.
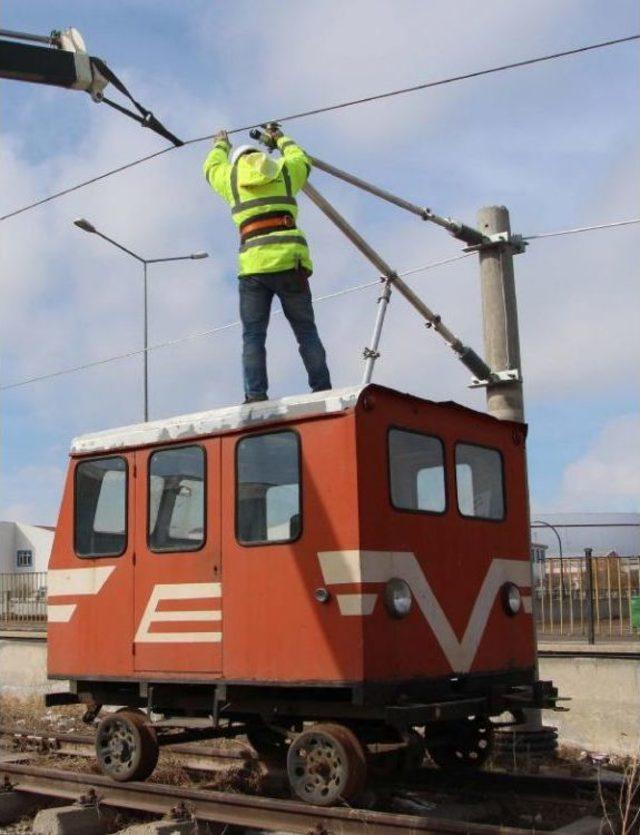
[[239, 211, 296, 243]]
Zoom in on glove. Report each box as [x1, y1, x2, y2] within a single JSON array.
[[213, 129, 229, 145], [263, 122, 283, 143]]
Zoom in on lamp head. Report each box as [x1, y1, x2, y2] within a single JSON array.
[[190, 251, 209, 260], [73, 218, 97, 233]]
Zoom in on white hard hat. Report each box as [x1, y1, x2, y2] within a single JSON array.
[[231, 144, 259, 165]]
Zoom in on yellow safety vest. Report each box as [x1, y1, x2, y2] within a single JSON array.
[[203, 135, 313, 277]]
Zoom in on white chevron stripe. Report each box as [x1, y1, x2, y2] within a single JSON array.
[[48, 566, 115, 597], [47, 566, 116, 625], [318, 551, 532, 673], [135, 582, 222, 644], [336, 593, 377, 616], [47, 604, 77, 623]]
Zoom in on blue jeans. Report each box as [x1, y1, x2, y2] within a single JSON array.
[[239, 271, 332, 399]]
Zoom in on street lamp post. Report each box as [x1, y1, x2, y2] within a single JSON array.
[[532, 519, 565, 596], [73, 218, 208, 422]]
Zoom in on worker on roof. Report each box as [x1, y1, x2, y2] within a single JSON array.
[[203, 125, 332, 404]]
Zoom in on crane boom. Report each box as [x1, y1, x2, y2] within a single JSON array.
[[0, 27, 182, 146]]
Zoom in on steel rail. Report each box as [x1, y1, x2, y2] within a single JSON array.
[[0, 726, 626, 793], [537, 648, 640, 661], [408, 763, 625, 795], [0, 728, 251, 773], [0, 762, 536, 835], [0, 726, 250, 755]]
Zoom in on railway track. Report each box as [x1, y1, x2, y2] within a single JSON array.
[[0, 760, 608, 834], [538, 648, 640, 660], [0, 725, 624, 833], [0, 724, 625, 793], [0, 725, 252, 774]]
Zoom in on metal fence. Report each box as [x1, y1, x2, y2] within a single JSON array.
[[2, 560, 639, 639], [534, 554, 640, 642], [0, 571, 47, 629]]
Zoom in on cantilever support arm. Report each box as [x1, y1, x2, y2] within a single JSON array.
[[302, 180, 492, 381], [308, 155, 487, 247]]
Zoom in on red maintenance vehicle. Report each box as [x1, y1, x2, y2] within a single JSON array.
[[46, 384, 558, 804], [44, 118, 559, 805]]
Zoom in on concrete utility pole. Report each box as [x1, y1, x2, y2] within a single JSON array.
[[477, 206, 524, 422], [477, 208, 559, 754]]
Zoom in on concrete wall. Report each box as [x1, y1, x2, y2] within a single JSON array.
[[1, 634, 638, 757], [0, 634, 65, 697], [541, 654, 640, 756]]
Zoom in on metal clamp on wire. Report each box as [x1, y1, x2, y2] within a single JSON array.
[[469, 368, 522, 388], [363, 347, 380, 360], [249, 122, 282, 152], [464, 231, 528, 255]]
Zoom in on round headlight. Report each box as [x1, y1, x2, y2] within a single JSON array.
[[384, 578, 412, 618], [502, 582, 522, 616]]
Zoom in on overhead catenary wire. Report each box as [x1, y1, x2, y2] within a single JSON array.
[[0, 253, 472, 391], [1, 208, 638, 393], [1, 33, 637, 223], [3, 207, 640, 393], [523, 217, 640, 240]]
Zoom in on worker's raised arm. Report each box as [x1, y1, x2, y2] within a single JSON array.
[[276, 134, 311, 194], [203, 131, 232, 201]]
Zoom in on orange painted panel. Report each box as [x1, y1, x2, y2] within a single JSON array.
[[354, 388, 535, 681], [47, 454, 135, 678], [48, 385, 536, 690], [132, 441, 222, 675], [222, 415, 365, 683]]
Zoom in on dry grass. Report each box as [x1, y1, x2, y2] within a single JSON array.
[[0, 694, 85, 734], [598, 752, 640, 835], [149, 750, 264, 795], [0, 695, 268, 798]]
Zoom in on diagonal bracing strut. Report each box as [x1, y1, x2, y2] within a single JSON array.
[[301, 180, 492, 384], [307, 155, 488, 247], [249, 127, 494, 382]]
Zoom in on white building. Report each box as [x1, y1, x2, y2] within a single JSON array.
[[531, 513, 640, 558], [0, 521, 54, 573]]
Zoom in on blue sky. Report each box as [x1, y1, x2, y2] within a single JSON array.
[[1, 0, 638, 524]]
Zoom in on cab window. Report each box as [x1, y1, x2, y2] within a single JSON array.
[[236, 431, 301, 544], [75, 456, 127, 557], [388, 428, 446, 513], [455, 443, 505, 520], [148, 445, 205, 552]]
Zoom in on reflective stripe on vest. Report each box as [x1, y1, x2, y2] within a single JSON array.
[[239, 234, 308, 253], [230, 160, 296, 215]]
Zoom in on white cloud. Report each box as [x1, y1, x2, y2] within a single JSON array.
[[0, 464, 67, 525], [551, 415, 640, 512], [0, 1, 638, 525]]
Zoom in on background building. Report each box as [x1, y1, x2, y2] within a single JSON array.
[[531, 513, 640, 558], [0, 521, 54, 573]]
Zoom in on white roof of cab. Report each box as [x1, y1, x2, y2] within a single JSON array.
[[71, 386, 365, 455]]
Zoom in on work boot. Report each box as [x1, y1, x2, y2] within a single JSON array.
[[243, 394, 268, 404]]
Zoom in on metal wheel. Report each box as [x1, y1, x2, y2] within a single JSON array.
[[426, 716, 494, 772], [96, 710, 159, 782], [247, 721, 289, 759], [286, 723, 366, 806]]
